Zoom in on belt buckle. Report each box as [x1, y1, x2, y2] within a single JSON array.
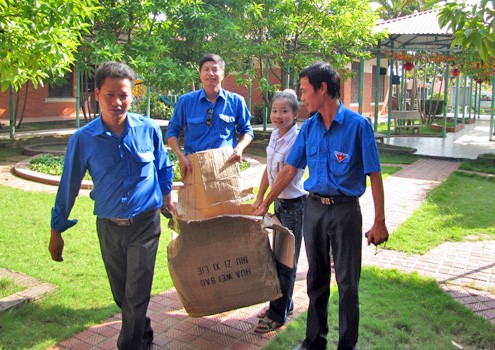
[[321, 196, 334, 205], [114, 218, 131, 226]]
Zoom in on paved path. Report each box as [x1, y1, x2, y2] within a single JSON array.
[[1, 157, 494, 350]]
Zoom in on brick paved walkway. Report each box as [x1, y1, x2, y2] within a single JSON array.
[[1, 157, 494, 350]]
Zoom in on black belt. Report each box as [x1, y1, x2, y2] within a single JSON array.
[[106, 209, 158, 227], [308, 192, 357, 205], [277, 195, 307, 204]]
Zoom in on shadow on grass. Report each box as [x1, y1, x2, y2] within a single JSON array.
[[0, 302, 120, 350], [264, 267, 495, 350]]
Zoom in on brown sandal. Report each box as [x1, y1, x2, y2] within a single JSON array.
[[254, 316, 282, 333], [257, 307, 293, 318]]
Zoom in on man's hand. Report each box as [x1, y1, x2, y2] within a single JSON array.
[[161, 193, 177, 218], [178, 157, 192, 180], [366, 222, 389, 246], [49, 229, 65, 262], [252, 202, 269, 217], [228, 146, 243, 163]]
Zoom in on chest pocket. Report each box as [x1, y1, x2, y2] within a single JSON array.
[[187, 115, 207, 140], [306, 145, 319, 170], [218, 114, 236, 137], [131, 150, 155, 178], [88, 153, 118, 181], [330, 152, 350, 177]]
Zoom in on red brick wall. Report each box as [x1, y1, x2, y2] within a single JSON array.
[[0, 77, 79, 122], [0, 63, 387, 123]]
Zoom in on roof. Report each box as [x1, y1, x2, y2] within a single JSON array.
[[375, 9, 454, 51]]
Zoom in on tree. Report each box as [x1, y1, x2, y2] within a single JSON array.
[[0, 0, 98, 92], [439, 0, 495, 62], [371, 0, 438, 20], [202, 0, 383, 107]]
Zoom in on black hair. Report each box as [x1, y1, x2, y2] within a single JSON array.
[[199, 54, 225, 71], [299, 61, 340, 99], [271, 89, 300, 112], [95, 61, 136, 90]]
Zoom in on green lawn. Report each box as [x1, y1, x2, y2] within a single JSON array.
[[265, 267, 495, 350], [1, 149, 494, 349], [0, 186, 175, 349], [386, 171, 495, 254]]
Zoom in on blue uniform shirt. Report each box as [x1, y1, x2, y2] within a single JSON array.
[[51, 113, 174, 232], [165, 88, 254, 154], [286, 102, 381, 197]]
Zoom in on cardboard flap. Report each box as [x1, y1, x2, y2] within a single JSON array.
[[262, 214, 295, 269], [177, 147, 255, 219]]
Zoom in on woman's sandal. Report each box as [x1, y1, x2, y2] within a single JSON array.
[[257, 307, 293, 318], [254, 316, 283, 333]]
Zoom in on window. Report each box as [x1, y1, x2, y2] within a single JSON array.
[[371, 65, 385, 102], [350, 62, 360, 104], [48, 70, 74, 98]]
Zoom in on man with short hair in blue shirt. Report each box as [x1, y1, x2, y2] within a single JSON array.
[[165, 53, 254, 179], [49, 61, 176, 350], [253, 62, 389, 350]]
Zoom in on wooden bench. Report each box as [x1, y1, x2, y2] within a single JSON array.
[[390, 111, 426, 135], [374, 132, 385, 143]]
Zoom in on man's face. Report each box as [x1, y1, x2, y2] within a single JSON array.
[[199, 61, 224, 90], [95, 77, 133, 122], [299, 77, 323, 114]]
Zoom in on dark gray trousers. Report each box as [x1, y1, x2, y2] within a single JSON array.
[[302, 196, 362, 350], [97, 210, 161, 350]]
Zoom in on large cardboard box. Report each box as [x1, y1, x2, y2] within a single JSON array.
[[167, 147, 294, 317], [177, 146, 254, 219]]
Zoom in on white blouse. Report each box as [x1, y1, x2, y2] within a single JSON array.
[[266, 124, 307, 200]]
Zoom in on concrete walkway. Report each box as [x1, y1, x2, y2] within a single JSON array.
[[1, 153, 494, 349]]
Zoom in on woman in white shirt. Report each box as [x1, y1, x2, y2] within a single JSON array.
[[252, 89, 307, 333]]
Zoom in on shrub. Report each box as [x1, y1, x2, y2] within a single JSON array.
[[135, 92, 173, 120]]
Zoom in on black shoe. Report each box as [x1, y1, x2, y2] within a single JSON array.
[[293, 344, 311, 350], [140, 335, 153, 350]]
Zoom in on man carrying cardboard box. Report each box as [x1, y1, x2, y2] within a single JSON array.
[[165, 53, 254, 180]]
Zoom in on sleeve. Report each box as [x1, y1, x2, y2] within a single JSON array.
[[286, 124, 308, 170], [165, 95, 186, 140], [234, 95, 254, 138], [361, 118, 381, 174], [153, 125, 174, 195], [50, 135, 87, 232]]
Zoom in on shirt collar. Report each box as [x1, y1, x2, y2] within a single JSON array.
[[315, 101, 345, 126], [274, 123, 298, 142], [89, 113, 143, 137], [200, 88, 226, 102]]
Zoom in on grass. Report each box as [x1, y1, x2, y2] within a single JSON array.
[[0, 185, 174, 349], [0, 277, 25, 298], [376, 121, 441, 136], [1, 144, 494, 349], [265, 267, 495, 349], [386, 171, 495, 254], [460, 153, 495, 174], [379, 149, 419, 164]]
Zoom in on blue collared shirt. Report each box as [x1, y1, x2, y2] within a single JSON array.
[[165, 88, 254, 154], [51, 113, 174, 232], [286, 102, 381, 197]]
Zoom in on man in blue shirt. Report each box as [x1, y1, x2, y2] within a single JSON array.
[[253, 62, 389, 350], [49, 61, 176, 350], [165, 53, 254, 179]]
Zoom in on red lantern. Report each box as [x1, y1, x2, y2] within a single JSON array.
[[403, 62, 414, 71], [450, 68, 460, 77]]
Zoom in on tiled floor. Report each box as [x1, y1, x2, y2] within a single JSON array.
[[1, 117, 494, 349]]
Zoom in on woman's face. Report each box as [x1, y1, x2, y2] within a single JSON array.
[[270, 97, 297, 135]]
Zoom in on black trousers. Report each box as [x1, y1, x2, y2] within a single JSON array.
[[302, 196, 362, 350], [97, 210, 161, 350]]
